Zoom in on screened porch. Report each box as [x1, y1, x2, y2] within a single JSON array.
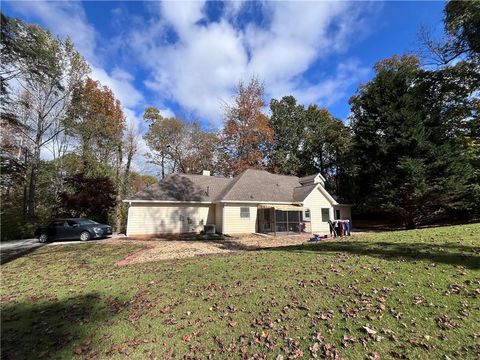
[[257, 204, 311, 235]]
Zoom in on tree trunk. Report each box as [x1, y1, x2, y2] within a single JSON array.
[[115, 144, 123, 233], [405, 214, 416, 229], [27, 138, 41, 218], [319, 146, 324, 175], [23, 149, 29, 218]]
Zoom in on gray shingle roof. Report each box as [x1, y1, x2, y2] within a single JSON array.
[[128, 174, 232, 201], [218, 169, 302, 202], [126, 169, 322, 203], [298, 174, 317, 184], [293, 184, 317, 202]]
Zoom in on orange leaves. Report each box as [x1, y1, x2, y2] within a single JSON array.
[[221, 77, 273, 175], [68, 77, 125, 166]]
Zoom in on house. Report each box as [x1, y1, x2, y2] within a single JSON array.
[[123, 169, 352, 237]]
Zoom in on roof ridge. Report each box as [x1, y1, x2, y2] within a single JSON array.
[[215, 170, 248, 201], [177, 173, 228, 179], [293, 183, 317, 189], [241, 168, 300, 180]]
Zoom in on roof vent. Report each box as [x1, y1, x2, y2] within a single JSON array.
[[202, 170, 211, 176]]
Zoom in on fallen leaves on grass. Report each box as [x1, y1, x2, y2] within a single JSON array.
[[436, 315, 460, 330], [362, 326, 377, 335]]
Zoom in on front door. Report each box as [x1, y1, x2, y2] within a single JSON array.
[[257, 208, 273, 233]]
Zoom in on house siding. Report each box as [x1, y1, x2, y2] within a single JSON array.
[[302, 186, 333, 234], [222, 204, 258, 234], [126, 203, 214, 237], [333, 206, 352, 225]]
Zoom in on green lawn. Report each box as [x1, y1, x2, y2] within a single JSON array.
[[2, 224, 479, 359]]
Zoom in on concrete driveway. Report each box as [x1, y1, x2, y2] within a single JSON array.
[[0, 237, 115, 265], [0, 239, 44, 265]]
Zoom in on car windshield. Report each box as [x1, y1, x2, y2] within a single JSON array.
[[78, 219, 99, 225]]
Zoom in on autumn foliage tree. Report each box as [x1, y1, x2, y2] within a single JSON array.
[[220, 77, 273, 176], [144, 107, 219, 177], [67, 77, 125, 176], [66, 77, 130, 230]]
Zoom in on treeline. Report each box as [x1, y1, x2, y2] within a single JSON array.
[[1, 1, 478, 240], [0, 13, 146, 239], [141, 1, 479, 228]]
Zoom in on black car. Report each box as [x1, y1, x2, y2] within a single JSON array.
[[34, 218, 112, 243]]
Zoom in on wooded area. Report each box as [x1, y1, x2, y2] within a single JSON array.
[[1, 1, 478, 239]]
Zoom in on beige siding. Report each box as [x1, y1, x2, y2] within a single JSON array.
[[302, 186, 333, 234], [215, 204, 223, 233], [333, 206, 352, 226], [222, 204, 258, 234], [126, 203, 214, 236]]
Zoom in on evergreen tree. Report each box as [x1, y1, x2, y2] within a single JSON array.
[[268, 96, 309, 175], [350, 55, 474, 227]]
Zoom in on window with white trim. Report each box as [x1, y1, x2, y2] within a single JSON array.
[[321, 208, 330, 222], [303, 209, 311, 221], [240, 207, 250, 218]]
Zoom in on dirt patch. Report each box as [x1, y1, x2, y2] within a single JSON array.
[[114, 246, 153, 266], [113, 233, 355, 266]]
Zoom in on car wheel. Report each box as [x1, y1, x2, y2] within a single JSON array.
[[80, 231, 91, 241], [38, 233, 48, 243]]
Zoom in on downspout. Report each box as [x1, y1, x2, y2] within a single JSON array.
[[273, 207, 276, 236], [221, 205, 225, 235], [126, 201, 131, 237]]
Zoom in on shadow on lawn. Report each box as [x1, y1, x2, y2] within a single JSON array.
[[0, 244, 45, 265], [268, 241, 480, 270], [1, 293, 107, 359]]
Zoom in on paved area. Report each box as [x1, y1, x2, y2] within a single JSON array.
[[0, 237, 115, 265]]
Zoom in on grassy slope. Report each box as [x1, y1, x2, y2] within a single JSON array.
[[1, 224, 479, 359]]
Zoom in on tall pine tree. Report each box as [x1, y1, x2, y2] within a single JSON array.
[[350, 55, 473, 228]]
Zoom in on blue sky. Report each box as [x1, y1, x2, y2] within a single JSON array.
[[3, 1, 446, 173]]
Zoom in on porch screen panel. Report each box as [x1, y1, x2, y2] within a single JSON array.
[[275, 210, 303, 233]]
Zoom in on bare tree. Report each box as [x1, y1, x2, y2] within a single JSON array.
[[11, 37, 89, 217]]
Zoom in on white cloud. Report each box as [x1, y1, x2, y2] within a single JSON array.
[[7, 1, 143, 107], [160, 0, 206, 38], [10, 0, 378, 173], [9, 0, 149, 170], [7, 1, 97, 63], [90, 66, 143, 109], [130, 1, 375, 126], [293, 60, 371, 106], [141, 19, 248, 124], [159, 108, 175, 119]]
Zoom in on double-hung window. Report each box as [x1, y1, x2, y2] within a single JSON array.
[[303, 209, 311, 221], [321, 208, 330, 222], [240, 207, 250, 219]]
